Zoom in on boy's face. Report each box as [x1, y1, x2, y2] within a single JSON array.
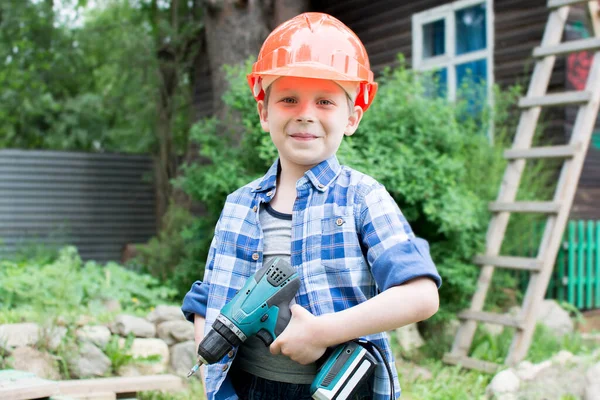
[[257, 76, 363, 173]]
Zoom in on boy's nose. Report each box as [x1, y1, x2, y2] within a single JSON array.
[[295, 115, 315, 123]]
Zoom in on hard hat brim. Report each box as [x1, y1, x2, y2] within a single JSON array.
[[251, 63, 366, 83]]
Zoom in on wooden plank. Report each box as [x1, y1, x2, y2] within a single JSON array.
[[458, 310, 525, 328], [0, 377, 59, 400], [548, 0, 593, 8], [56, 375, 183, 395], [442, 354, 500, 374], [67, 393, 117, 400], [489, 201, 561, 213], [474, 255, 543, 271], [504, 145, 579, 160], [518, 91, 591, 108], [533, 37, 600, 57]]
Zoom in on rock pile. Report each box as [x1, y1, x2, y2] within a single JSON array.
[[0, 305, 196, 380]]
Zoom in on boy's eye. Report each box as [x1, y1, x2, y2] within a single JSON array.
[[281, 97, 297, 104], [318, 99, 334, 106]]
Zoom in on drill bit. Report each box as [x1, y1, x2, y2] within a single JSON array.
[[187, 363, 200, 378]]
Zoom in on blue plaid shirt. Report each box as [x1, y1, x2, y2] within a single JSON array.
[[182, 155, 441, 400]]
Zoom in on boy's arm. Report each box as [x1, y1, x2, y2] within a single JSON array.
[[270, 278, 438, 364], [271, 184, 441, 364]]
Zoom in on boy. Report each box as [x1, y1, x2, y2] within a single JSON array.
[[182, 12, 441, 400]]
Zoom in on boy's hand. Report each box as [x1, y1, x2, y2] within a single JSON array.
[[269, 304, 327, 365]]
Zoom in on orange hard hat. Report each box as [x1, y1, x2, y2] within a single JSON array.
[[247, 12, 378, 112]]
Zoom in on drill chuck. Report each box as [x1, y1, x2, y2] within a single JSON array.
[[197, 318, 243, 365]]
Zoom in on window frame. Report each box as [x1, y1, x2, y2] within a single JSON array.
[[412, 0, 495, 103]]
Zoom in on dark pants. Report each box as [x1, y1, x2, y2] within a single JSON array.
[[231, 368, 373, 400]]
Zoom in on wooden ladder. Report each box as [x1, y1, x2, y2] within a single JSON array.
[[443, 0, 600, 373]]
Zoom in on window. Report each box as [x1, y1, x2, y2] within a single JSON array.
[[412, 0, 494, 104]]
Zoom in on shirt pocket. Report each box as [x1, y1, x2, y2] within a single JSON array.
[[320, 215, 366, 271]]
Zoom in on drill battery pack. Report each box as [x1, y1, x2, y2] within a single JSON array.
[[310, 341, 377, 400]]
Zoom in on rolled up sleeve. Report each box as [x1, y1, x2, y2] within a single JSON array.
[[182, 280, 210, 322], [359, 185, 442, 291]]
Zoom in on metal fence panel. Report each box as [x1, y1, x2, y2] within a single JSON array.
[[520, 219, 600, 310], [0, 149, 156, 263]]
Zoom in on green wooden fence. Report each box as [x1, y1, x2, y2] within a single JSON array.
[[521, 220, 600, 310]]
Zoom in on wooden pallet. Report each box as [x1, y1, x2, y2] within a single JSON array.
[[0, 370, 183, 400], [444, 0, 600, 372]]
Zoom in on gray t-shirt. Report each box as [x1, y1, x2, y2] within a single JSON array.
[[234, 204, 318, 384]]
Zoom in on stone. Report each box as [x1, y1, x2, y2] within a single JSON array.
[[147, 305, 185, 324], [10, 346, 60, 380], [395, 323, 424, 352], [494, 394, 517, 400], [76, 325, 112, 349], [157, 320, 194, 346], [0, 323, 40, 349], [552, 350, 575, 366], [536, 300, 574, 337], [486, 369, 520, 398], [515, 360, 551, 381], [112, 315, 156, 338], [584, 362, 600, 400], [516, 354, 588, 399], [170, 340, 197, 378], [69, 341, 111, 378], [118, 338, 169, 374], [38, 325, 67, 352], [117, 364, 143, 377]]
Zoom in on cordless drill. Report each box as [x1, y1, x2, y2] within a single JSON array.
[[187, 257, 377, 400]]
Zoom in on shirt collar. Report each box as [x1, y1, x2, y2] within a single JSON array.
[[251, 156, 342, 193]]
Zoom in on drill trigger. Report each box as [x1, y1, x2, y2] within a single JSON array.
[[256, 328, 274, 347]]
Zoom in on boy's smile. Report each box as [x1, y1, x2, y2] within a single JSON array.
[[257, 76, 363, 176]]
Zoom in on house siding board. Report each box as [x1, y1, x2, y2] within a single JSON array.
[[314, 0, 440, 71], [0, 150, 156, 263]]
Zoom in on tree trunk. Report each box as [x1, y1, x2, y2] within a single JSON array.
[[202, 0, 308, 125], [203, 0, 271, 120], [272, 0, 308, 27]]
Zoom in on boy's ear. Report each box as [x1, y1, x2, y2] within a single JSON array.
[[257, 100, 269, 132], [344, 106, 364, 137]]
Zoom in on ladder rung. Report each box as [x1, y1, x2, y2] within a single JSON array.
[[518, 91, 591, 108], [489, 201, 561, 213], [548, 0, 593, 8], [533, 37, 600, 57], [458, 310, 525, 328], [443, 353, 501, 373], [504, 144, 579, 160], [474, 255, 543, 271]]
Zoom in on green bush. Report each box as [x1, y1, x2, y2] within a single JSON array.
[[177, 56, 553, 327], [0, 246, 177, 324], [130, 203, 197, 295]]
